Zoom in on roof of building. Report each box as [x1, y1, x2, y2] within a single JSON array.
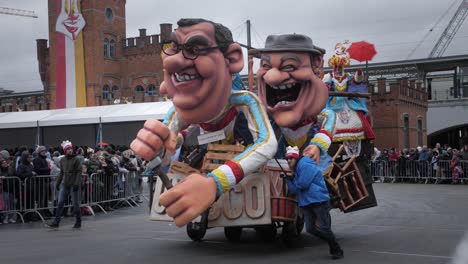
[[0, 101, 173, 129]]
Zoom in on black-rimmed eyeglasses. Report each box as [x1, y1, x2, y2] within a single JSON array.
[[161, 41, 219, 60]]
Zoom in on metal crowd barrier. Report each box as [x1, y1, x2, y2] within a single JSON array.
[[369, 160, 468, 183], [87, 171, 143, 213], [0, 176, 24, 223], [0, 171, 149, 224], [22, 175, 95, 222]]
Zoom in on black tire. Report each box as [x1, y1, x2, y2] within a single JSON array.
[[224, 227, 242, 242], [281, 222, 302, 248], [186, 222, 207, 242], [296, 215, 304, 234], [255, 224, 277, 242]]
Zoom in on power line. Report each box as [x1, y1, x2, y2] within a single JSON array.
[[252, 25, 265, 48], [235, 24, 245, 43], [230, 21, 247, 42], [229, 21, 246, 35]]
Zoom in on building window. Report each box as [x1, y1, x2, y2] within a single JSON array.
[[372, 84, 378, 94], [102, 85, 111, 100], [135, 85, 145, 93], [105, 8, 114, 21], [112, 85, 119, 98], [146, 84, 158, 96], [104, 38, 109, 58], [385, 82, 391, 93], [110, 40, 116, 58], [403, 115, 410, 149], [417, 119, 423, 147]]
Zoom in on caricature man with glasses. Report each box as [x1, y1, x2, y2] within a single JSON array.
[[131, 18, 277, 228]]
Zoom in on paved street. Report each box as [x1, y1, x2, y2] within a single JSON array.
[[1, 183, 467, 264]]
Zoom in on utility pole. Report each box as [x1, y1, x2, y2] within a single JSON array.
[[239, 19, 254, 50], [246, 19, 252, 49]]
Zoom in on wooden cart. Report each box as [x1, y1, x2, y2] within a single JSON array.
[[150, 144, 303, 245]]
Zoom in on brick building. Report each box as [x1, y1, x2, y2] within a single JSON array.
[[0, 0, 171, 113], [369, 78, 428, 150]]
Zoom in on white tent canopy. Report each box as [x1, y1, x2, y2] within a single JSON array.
[[100, 101, 172, 123], [0, 110, 54, 129], [0, 101, 173, 129]]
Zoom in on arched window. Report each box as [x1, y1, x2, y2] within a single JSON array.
[[110, 40, 116, 58], [146, 84, 158, 96], [112, 85, 119, 98], [135, 85, 144, 93], [104, 38, 109, 58], [105, 7, 114, 21], [102, 85, 110, 100]]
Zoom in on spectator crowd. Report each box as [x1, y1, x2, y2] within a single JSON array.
[[2, 140, 467, 226], [371, 143, 468, 183], [0, 143, 146, 225]]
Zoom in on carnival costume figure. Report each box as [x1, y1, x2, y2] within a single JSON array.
[[323, 41, 375, 149], [130, 18, 277, 227], [255, 34, 334, 174]]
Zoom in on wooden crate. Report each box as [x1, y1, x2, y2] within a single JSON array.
[[326, 145, 369, 212], [169, 160, 200, 175], [201, 144, 245, 173]]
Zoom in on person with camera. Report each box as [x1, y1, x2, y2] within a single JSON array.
[[47, 140, 82, 229], [284, 146, 344, 260]]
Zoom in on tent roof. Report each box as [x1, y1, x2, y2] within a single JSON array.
[[0, 101, 173, 129], [0, 109, 54, 129], [101, 101, 172, 123]]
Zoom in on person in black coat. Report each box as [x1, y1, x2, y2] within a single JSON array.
[[33, 146, 52, 217], [16, 151, 36, 213], [16, 151, 35, 180]]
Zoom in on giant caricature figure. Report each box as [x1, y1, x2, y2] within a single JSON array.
[[323, 41, 375, 155], [255, 34, 335, 172], [130, 19, 277, 227]]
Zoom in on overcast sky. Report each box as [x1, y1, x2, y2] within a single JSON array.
[[1, 0, 468, 93]]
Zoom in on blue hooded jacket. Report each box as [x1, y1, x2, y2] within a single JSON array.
[[286, 156, 329, 207]]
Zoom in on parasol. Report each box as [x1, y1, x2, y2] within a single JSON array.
[[347, 41, 377, 83]]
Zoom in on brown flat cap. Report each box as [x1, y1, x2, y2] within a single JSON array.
[[256, 34, 325, 55]]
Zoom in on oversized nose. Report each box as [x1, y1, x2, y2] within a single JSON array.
[[262, 68, 289, 87], [162, 52, 193, 72]]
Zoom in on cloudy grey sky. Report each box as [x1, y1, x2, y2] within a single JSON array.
[[1, 0, 468, 93]]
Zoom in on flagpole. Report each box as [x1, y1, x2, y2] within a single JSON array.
[[36, 120, 40, 146], [99, 116, 103, 147]]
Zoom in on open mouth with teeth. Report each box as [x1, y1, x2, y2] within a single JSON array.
[[174, 72, 201, 82], [266, 82, 302, 108]]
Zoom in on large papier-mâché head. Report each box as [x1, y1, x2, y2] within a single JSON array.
[[159, 18, 244, 124], [256, 34, 328, 127]]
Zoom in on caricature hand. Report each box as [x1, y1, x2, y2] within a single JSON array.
[[303, 144, 321, 164], [159, 173, 217, 227], [130, 119, 177, 161]]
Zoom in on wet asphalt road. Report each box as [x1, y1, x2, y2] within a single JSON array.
[[0, 183, 467, 264]]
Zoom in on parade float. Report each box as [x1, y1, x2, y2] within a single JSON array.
[[135, 20, 377, 244]]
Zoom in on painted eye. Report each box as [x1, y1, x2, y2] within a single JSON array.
[[262, 63, 272, 70], [281, 65, 296, 72]]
